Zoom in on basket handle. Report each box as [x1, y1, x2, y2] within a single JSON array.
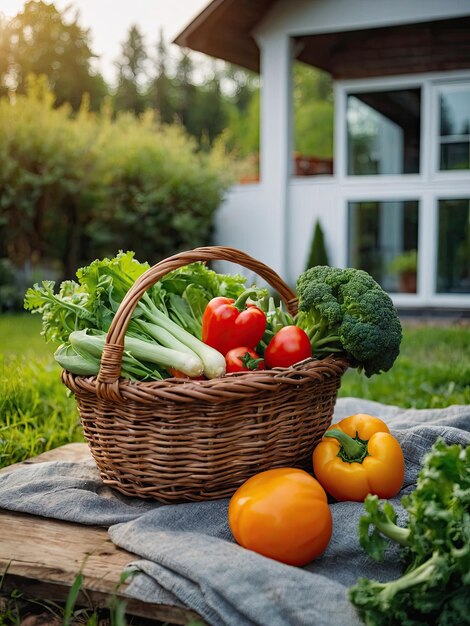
[[96, 246, 298, 390]]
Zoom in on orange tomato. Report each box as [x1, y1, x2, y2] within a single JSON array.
[[228, 467, 332, 566]]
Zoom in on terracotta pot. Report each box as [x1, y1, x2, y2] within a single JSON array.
[[399, 271, 417, 293]]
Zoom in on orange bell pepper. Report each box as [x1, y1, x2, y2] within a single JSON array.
[[312, 414, 405, 502]]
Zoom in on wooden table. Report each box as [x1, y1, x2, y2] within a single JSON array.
[[0, 444, 202, 624]]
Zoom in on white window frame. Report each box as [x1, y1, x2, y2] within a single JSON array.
[[431, 79, 470, 180], [334, 69, 470, 307]]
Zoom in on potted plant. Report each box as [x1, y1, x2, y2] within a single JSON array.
[[388, 249, 418, 293]]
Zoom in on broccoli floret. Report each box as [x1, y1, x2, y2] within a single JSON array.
[[296, 265, 402, 377]]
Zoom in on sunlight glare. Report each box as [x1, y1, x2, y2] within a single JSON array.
[[1, 0, 27, 18]]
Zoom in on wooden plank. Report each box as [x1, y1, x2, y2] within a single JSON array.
[[0, 443, 93, 474], [0, 445, 202, 624]]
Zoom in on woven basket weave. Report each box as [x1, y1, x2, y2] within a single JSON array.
[[62, 246, 348, 503]]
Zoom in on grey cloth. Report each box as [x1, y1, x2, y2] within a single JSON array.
[[1, 399, 469, 626]]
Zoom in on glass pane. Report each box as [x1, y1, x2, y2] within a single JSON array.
[[440, 142, 470, 170], [348, 200, 419, 293], [347, 89, 421, 175], [439, 86, 470, 172], [440, 88, 470, 136], [437, 198, 470, 294]]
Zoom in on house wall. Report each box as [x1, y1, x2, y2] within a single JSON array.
[[215, 68, 470, 308], [214, 1, 470, 307], [251, 1, 470, 282], [214, 180, 341, 287]]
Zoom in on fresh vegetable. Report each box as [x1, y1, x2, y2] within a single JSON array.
[[350, 439, 470, 625], [139, 309, 225, 379], [264, 326, 312, 368], [202, 289, 267, 355], [166, 367, 205, 380], [225, 347, 265, 373], [256, 296, 295, 353], [296, 266, 402, 376], [70, 329, 204, 378], [313, 414, 404, 501], [155, 261, 249, 339], [228, 468, 332, 566], [24, 252, 241, 379]]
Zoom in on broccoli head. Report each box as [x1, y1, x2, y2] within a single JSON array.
[[296, 266, 402, 377]]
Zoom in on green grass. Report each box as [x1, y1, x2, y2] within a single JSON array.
[[339, 323, 470, 409], [0, 314, 84, 469], [1, 314, 469, 470]]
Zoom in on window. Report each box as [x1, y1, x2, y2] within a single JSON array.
[[292, 61, 334, 176], [347, 88, 421, 175], [437, 198, 470, 293], [438, 86, 470, 171], [348, 200, 419, 293]]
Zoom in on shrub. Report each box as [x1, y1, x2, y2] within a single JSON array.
[[87, 110, 232, 264], [0, 259, 21, 311], [305, 219, 329, 270], [0, 76, 233, 302]]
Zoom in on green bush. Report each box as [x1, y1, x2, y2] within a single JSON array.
[[87, 110, 231, 262], [0, 76, 232, 302], [0, 259, 21, 311]]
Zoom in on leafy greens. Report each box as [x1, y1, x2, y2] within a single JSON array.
[[350, 439, 470, 625]]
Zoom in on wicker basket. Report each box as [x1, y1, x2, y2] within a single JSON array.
[[62, 246, 348, 503]]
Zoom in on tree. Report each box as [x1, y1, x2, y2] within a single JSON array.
[[3, 0, 107, 110], [114, 24, 147, 114], [192, 62, 228, 146], [174, 48, 198, 135], [305, 219, 329, 270], [146, 29, 175, 123], [0, 15, 9, 98], [223, 63, 259, 114]]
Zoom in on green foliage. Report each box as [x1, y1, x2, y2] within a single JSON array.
[[220, 61, 334, 173], [0, 259, 21, 311], [114, 24, 147, 115], [87, 110, 232, 263], [24, 252, 250, 379], [0, 75, 99, 275], [0, 80, 232, 293], [293, 63, 334, 159], [305, 219, 329, 270], [146, 29, 176, 124], [1, 0, 107, 111], [351, 440, 470, 625], [220, 82, 260, 157], [388, 249, 418, 275]]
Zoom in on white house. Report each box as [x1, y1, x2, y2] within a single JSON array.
[[175, 0, 470, 311]]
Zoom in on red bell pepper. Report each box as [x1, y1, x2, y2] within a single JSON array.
[[202, 289, 266, 355]]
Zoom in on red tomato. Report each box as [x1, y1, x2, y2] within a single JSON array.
[[264, 326, 312, 368], [228, 468, 332, 566], [225, 347, 265, 373]]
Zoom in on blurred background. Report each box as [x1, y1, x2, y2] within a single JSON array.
[[0, 0, 336, 312]]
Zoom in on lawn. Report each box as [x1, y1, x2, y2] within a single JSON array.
[[1, 313, 469, 469], [0, 314, 84, 469]]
